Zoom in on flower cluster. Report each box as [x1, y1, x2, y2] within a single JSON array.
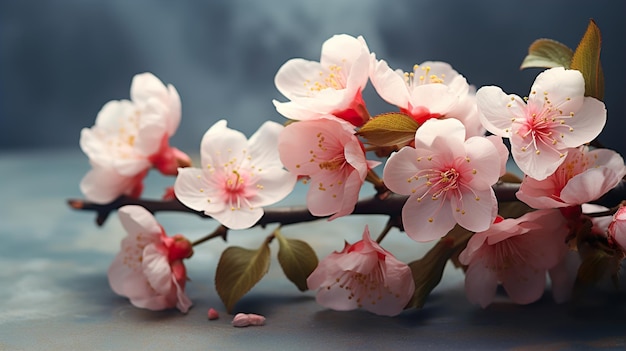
[[80, 73, 191, 203], [75, 24, 626, 319]]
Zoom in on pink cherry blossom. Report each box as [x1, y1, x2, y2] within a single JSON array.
[[516, 146, 626, 209], [278, 118, 379, 220], [273, 34, 371, 127], [476, 67, 607, 180], [383, 118, 505, 242], [458, 209, 569, 308], [306, 226, 415, 316], [370, 59, 485, 137], [80, 72, 190, 203], [174, 120, 296, 230], [108, 205, 193, 313], [608, 205, 626, 251]]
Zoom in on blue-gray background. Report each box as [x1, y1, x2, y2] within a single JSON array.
[[1, 0, 625, 155]]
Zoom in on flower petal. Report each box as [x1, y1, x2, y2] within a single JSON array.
[[382, 147, 421, 195], [510, 131, 566, 180], [501, 264, 546, 305], [118, 205, 163, 240], [402, 194, 457, 242], [414, 118, 465, 152], [247, 121, 286, 169], [210, 206, 264, 230], [274, 58, 325, 99], [527, 68, 584, 113], [247, 169, 296, 208], [560, 97, 606, 148], [369, 57, 410, 108], [453, 187, 496, 233], [142, 244, 173, 296], [476, 86, 525, 137], [174, 167, 227, 214], [560, 167, 622, 205], [200, 120, 248, 170], [464, 255, 498, 308], [463, 136, 502, 189]]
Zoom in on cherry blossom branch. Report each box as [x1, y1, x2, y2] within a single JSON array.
[[67, 180, 626, 227], [192, 225, 228, 246]]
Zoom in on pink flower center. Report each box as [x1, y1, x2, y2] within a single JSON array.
[[326, 262, 400, 308], [406, 156, 481, 218], [303, 64, 346, 94], [413, 165, 463, 202], [486, 237, 531, 273], [549, 149, 592, 198], [514, 93, 575, 157], [106, 109, 142, 160], [403, 64, 445, 87], [318, 155, 346, 171], [222, 170, 253, 210]]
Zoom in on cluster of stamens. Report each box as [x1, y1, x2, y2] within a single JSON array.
[[509, 91, 576, 158], [403, 64, 445, 87], [405, 156, 481, 222], [303, 62, 346, 96], [488, 238, 531, 273], [108, 110, 141, 159], [202, 148, 260, 211], [325, 266, 399, 307], [295, 131, 346, 198]]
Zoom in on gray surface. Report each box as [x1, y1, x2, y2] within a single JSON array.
[[1, 150, 625, 350]]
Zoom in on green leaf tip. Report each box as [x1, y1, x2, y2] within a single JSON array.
[[275, 229, 319, 292], [357, 112, 419, 147], [215, 239, 272, 313], [520, 38, 573, 70], [570, 19, 604, 100]]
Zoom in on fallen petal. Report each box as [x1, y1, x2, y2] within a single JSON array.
[[232, 313, 266, 327], [207, 308, 219, 320]]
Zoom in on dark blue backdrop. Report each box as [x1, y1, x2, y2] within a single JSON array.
[[1, 0, 624, 155]]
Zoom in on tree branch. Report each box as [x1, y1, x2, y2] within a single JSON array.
[[67, 180, 626, 227]]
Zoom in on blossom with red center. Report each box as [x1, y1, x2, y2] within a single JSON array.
[[476, 67, 606, 180], [516, 146, 626, 209], [383, 118, 506, 242], [273, 34, 371, 127], [608, 205, 626, 251], [459, 209, 569, 308], [370, 59, 485, 137], [108, 205, 193, 312], [80, 72, 190, 203], [174, 120, 296, 230], [278, 118, 379, 220], [306, 226, 415, 316]]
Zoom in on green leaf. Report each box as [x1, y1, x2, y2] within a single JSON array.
[[275, 229, 319, 291], [573, 217, 620, 297], [574, 246, 621, 297], [520, 38, 573, 70], [215, 238, 271, 313], [357, 112, 418, 147], [570, 19, 604, 100], [406, 225, 473, 309]]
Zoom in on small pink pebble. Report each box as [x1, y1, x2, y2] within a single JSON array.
[[207, 308, 219, 320], [232, 313, 266, 327]]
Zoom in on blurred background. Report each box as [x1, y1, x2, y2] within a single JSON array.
[[1, 0, 624, 155]]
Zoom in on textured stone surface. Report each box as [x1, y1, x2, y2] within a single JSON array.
[[0, 150, 625, 350]]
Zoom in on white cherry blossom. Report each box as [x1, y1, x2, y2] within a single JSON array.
[[476, 67, 606, 180], [174, 120, 296, 230]]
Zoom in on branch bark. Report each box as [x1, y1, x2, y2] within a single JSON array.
[[68, 180, 626, 227]]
